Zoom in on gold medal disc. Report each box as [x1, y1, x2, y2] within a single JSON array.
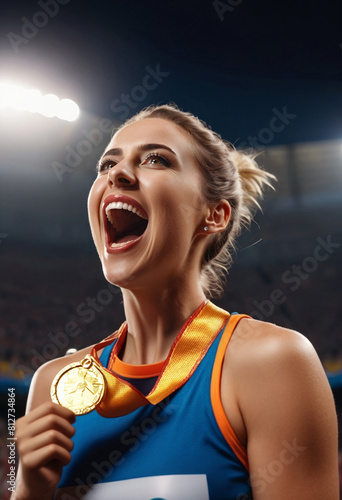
[[51, 355, 106, 415]]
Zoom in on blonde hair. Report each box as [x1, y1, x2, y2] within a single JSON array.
[[118, 103, 276, 299]]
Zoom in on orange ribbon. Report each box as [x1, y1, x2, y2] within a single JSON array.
[[91, 301, 230, 418]]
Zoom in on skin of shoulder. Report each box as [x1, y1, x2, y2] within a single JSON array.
[[221, 317, 339, 499], [25, 345, 94, 413]]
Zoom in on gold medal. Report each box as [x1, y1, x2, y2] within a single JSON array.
[[51, 355, 106, 415]]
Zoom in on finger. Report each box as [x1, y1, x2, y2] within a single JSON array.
[[17, 412, 76, 441], [21, 443, 73, 470], [22, 402, 75, 424], [18, 428, 74, 456]]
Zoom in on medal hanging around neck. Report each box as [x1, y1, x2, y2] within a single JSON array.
[[51, 301, 231, 417]]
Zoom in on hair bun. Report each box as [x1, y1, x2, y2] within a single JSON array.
[[229, 149, 276, 212]]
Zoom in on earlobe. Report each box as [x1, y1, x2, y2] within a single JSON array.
[[203, 200, 231, 234]]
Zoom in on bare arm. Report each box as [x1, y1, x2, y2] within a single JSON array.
[[223, 319, 339, 499]]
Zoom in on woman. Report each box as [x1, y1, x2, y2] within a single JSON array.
[[13, 104, 339, 499]]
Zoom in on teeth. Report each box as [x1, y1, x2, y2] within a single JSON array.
[[105, 201, 148, 223]]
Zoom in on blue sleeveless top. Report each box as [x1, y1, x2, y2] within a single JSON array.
[[55, 318, 253, 500]]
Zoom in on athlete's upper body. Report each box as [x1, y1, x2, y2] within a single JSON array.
[[13, 104, 339, 500]]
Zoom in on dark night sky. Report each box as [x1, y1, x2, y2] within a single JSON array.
[[0, 0, 341, 144]]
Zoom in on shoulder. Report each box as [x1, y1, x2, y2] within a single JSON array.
[[26, 345, 94, 413], [226, 316, 321, 376], [225, 316, 333, 408], [222, 316, 337, 444]]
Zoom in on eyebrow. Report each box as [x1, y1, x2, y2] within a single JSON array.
[[101, 143, 177, 160]]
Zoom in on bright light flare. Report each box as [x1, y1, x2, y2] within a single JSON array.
[[57, 98, 80, 122], [0, 82, 80, 121]]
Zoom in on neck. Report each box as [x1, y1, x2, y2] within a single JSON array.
[[120, 280, 206, 365]]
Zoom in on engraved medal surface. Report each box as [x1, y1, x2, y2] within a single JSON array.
[[51, 355, 106, 415]]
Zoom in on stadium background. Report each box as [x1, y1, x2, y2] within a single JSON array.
[[0, 0, 341, 497]]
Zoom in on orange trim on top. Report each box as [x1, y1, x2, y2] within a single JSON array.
[[111, 355, 164, 379], [210, 314, 250, 471]]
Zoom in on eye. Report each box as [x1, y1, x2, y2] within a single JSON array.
[[96, 160, 117, 174], [140, 153, 171, 168]]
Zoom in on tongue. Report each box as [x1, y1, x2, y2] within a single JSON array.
[[115, 234, 140, 244], [112, 211, 148, 244]]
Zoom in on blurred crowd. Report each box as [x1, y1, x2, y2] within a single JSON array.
[[1, 243, 341, 381]]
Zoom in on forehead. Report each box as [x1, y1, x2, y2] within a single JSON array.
[[107, 117, 194, 158]]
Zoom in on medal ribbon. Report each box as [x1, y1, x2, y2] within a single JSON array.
[[90, 301, 230, 418]]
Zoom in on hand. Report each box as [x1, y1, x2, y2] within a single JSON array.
[[14, 402, 75, 500]]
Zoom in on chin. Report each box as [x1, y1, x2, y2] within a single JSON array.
[[101, 261, 137, 290]]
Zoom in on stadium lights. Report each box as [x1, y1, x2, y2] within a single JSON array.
[[0, 82, 80, 122]]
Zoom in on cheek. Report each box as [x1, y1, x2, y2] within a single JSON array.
[[173, 179, 206, 227], [152, 178, 205, 235]]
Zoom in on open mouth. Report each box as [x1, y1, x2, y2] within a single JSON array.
[[104, 198, 148, 250]]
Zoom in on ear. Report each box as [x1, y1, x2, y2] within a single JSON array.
[[202, 200, 231, 234]]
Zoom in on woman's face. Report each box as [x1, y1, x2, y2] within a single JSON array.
[[88, 117, 209, 290]]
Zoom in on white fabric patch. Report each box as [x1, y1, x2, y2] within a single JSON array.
[[57, 474, 209, 500]]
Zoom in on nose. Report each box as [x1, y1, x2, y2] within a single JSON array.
[[107, 161, 137, 189]]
